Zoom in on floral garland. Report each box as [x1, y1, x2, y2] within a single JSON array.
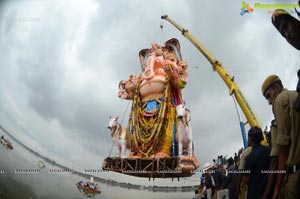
[[130, 78, 174, 157]]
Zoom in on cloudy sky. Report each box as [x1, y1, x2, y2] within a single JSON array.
[[0, 0, 299, 184]]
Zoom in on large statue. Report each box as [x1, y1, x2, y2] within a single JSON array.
[[118, 38, 189, 158]]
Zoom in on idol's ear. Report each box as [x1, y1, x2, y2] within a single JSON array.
[[139, 48, 150, 72], [165, 38, 182, 60]]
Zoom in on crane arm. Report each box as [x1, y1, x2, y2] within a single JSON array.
[[161, 15, 261, 129]]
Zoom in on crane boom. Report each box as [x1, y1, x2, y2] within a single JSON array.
[[161, 15, 264, 147]]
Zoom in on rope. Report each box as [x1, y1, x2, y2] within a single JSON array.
[[108, 141, 115, 157], [120, 100, 131, 125]]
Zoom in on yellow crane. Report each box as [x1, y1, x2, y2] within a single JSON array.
[[161, 15, 267, 147]]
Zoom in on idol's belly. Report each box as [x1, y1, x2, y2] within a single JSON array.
[[140, 76, 166, 100]]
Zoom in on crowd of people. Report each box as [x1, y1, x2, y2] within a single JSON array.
[[194, 6, 300, 199]]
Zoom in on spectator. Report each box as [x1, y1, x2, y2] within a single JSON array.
[[235, 140, 252, 199], [234, 153, 239, 166], [223, 157, 238, 199], [213, 159, 217, 169], [261, 119, 278, 199], [203, 162, 216, 199], [217, 155, 223, 169], [243, 126, 271, 199], [202, 162, 226, 199]]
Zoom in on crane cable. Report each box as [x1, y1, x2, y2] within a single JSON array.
[[232, 95, 243, 123], [153, 19, 166, 45], [232, 95, 248, 148]]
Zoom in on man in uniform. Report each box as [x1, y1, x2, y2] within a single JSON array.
[[271, 9, 300, 112], [271, 9, 300, 50], [261, 75, 300, 199]]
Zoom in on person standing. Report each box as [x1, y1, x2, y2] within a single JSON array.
[[243, 126, 271, 199], [235, 136, 253, 199], [261, 75, 300, 199], [213, 159, 218, 169], [202, 162, 226, 199], [261, 119, 278, 199], [223, 157, 238, 199], [234, 153, 239, 166]]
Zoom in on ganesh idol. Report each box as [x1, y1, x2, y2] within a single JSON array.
[[118, 38, 189, 158]]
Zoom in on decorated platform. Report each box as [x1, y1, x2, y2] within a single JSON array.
[[102, 157, 196, 179]]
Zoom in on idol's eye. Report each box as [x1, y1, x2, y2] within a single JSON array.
[[170, 58, 176, 62], [155, 52, 163, 57]]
